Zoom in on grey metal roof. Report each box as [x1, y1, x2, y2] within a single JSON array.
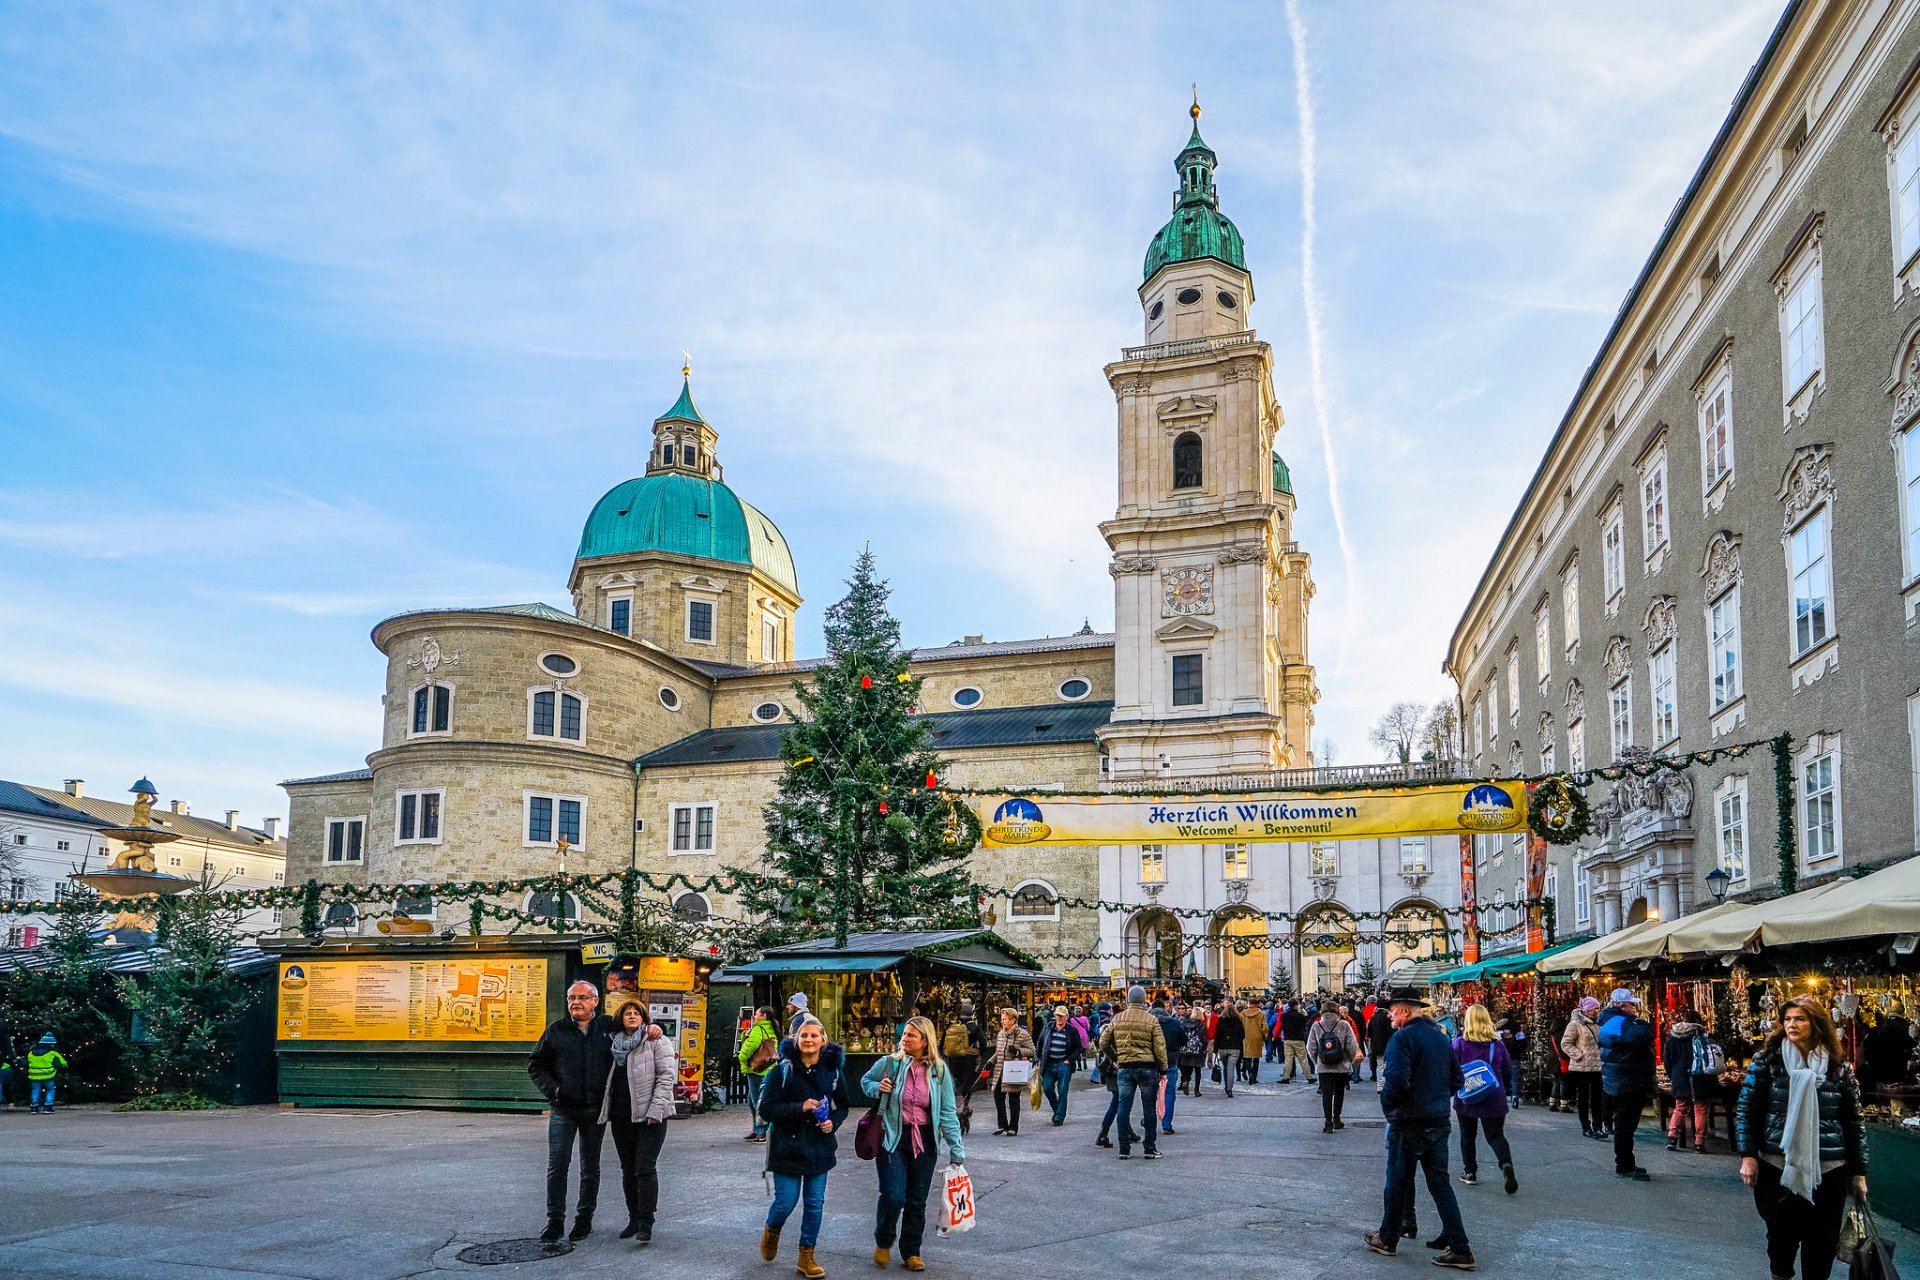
[[713, 632, 1115, 681], [0, 941, 278, 978], [22, 786, 285, 851], [0, 781, 106, 828], [636, 700, 1112, 768], [767, 930, 990, 955], [281, 767, 375, 787]]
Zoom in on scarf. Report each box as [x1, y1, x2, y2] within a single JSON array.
[[1778, 1040, 1828, 1203], [611, 1028, 643, 1068]]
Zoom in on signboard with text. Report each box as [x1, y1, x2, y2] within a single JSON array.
[[276, 957, 549, 1042]]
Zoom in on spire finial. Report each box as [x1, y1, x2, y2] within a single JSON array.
[[1190, 84, 1201, 122], [681, 349, 691, 380]]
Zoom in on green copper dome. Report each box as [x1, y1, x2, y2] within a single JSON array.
[[576, 473, 798, 595], [1143, 115, 1247, 283], [1272, 452, 1292, 497]]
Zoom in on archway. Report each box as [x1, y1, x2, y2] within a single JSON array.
[[1384, 899, 1448, 974], [1124, 908, 1185, 981], [1626, 896, 1650, 926], [1210, 907, 1269, 994], [1295, 903, 1356, 995]]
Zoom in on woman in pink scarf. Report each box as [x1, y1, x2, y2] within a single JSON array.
[[862, 1016, 968, 1271]]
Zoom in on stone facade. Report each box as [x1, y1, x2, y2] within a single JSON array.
[[1447, 1, 1920, 943]]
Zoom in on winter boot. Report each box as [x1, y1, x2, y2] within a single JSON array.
[[539, 1216, 565, 1245], [761, 1227, 781, 1262], [795, 1245, 826, 1278], [568, 1213, 593, 1242]]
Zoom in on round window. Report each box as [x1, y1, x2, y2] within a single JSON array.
[[753, 701, 782, 722], [1217, 291, 1237, 309], [539, 653, 578, 677], [659, 686, 680, 711], [1176, 287, 1202, 305], [1148, 299, 1164, 321], [1058, 678, 1091, 701], [951, 686, 983, 708]]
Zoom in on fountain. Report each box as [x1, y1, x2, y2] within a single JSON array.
[[74, 777, 196, 909]]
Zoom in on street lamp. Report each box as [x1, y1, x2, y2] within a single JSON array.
[[1705, 867, 1732, 905]]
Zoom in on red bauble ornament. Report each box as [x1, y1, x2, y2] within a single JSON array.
[[861, 675, 873, 689], [878, 801, 889, 815]]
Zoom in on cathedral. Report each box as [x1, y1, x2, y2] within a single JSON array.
[[284, 105, 1454, 988]]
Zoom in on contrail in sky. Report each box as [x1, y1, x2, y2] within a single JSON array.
[[1284, 0, 1360, 680]]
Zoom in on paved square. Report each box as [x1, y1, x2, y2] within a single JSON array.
[[1, 1076, 1909, 1278]]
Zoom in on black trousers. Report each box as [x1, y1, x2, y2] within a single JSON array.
[[1366, 1048, 1382, 1081], [1178, 1059, 1202, 1093], [1609, 1091, 1648, 1173], [876, 1123, 939, 1259], [608, 1117, 667, 1225], [1568, 1071, 1603, 1132], [948, 1055, 977, 1132], [994, 1088, 1021, 1133], [1319, 1071, 1350, 1121], [1752, 1160, 1849, 1280], [1457, 1114, 1512, 1175], [546, 1109, 606, 1221]]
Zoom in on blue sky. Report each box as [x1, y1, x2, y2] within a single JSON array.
[[0, 2, 1783, 825]]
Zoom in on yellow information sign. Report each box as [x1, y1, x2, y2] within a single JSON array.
[[637, 956, 696, 992], [276, 958, 549, 1042], [969, 782, 1527, 848]]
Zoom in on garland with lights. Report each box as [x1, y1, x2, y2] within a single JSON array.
[[1527, 776, 1591, 845]]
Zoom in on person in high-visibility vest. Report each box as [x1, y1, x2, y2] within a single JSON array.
[[27, 1033, 66, 1114]]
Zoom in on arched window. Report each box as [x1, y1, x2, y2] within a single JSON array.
[[1008, 880, 1059, 922], [529, 688, 586, 742], [410, 683, 453, 736], [321, 902, 358, 930], [673, 892, 711, 922], [395, 889, 435, 920], [1173, 432, 1203, 489], [527, 889, 581, 921], [1125, 908, 1184, 980], [1295, 903, 1356, 995], [1211, 907, 1268, 993]]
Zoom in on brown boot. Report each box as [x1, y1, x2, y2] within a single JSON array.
[[760, 1227, 780, 1262], [796, 1245, 826, 1278], [873, 1246, 890, 1267]]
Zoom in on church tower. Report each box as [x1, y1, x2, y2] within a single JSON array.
[[1099, 100, 1317, 780]]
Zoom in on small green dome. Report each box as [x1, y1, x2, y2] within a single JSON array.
[[1143, 118, 1247, 283], [577, 472, 798, 595], [1272, 452, 1292, 497]]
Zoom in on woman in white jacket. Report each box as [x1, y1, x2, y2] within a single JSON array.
[[599, 1000, 679, 1245]]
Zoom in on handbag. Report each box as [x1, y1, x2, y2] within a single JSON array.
[[1458, 1059, 1500, 1104], [746, 1032, 777, 1074], [855, 1060, 893, 1161], [1210, 1061, 1222, 1083], [1844, 1194, 1901, 1280], [999, 1058, 1033, 1086]]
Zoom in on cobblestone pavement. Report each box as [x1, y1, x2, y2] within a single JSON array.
[[1, 1074, 1911, 1278]]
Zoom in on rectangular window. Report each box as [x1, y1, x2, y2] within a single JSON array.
[[1399, 836, 1428, 874], [1783, 265, 1824, 398], [1649, 644, 1677, 746], [55, 839, 69, 851], [1910, 694, 1920, 850], [1641, 455, 1669, 555], [1540, 738, 1556, 774], [1802, 751, 1839, 863], [1903, 427, 1920, 581], [609, 597, 631, 636], [325, 817, 364, 864], [1171, 654, 1203, 707], [559, 694, 582, 741], [530, 690, 584, 742], [1562, 564, 1580, 655], [1567, 719, 1585, 773], [1225, 843, 1250, 879], [1487, 678, 1499, 739], [531, 690, 554, 737], [1709, 588, 1743, 710], [1700, 376, 1733, 493], [1602, 508, 1625, 600], [396, 789, 442, 844], [670, 803, 716, 854], [1534, 607, 1551, 691], [1718, 784, 1748, 882], [1139, 845, 1165, 883], [1576, 870, 1592, 925], [527, 795, 552, 844], [687, 599, 715, 643], [1789, 508, 1833, 656], [763, 615, 779, 660], [1898, 128, 1920, 267], [1471, 696, 1483, 758], [1609, 679, 1632, 762]]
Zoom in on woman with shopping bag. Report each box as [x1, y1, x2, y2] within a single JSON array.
[[861, 1016, 967, 1272], [984, 1007, 1035, 1136]]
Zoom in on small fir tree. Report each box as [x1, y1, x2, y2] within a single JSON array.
[[119, 876, 253, 1103], [1, 889, 123, 1097], [733, 551, 980, 944], [1267, 964, 1296, 1003]]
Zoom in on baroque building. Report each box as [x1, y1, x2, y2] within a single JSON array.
[[284, 105, 1452, 988], [1446, 0, 1920, 945]]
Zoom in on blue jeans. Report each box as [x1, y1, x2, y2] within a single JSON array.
[[31, 1080, 55, 1110], [768, 1172, 829, 1247], [1161, 1067, 1177, 1130], [745, 1071, 769, 1135], [875, 1124, 938, 1257], [1380, 1120, 1468, 1249], [1115, 1067, 1159, 1153], [546, 1108, 605, 1220], [1041, 1061, 1074, 1123]]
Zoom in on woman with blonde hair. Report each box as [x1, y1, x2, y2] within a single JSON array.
[[861, 1015, 966, 1272], [984, 1006, 1035, 1136], [1452, 1003, 1519, 1194]]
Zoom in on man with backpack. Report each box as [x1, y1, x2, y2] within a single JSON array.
[[941, 1003, 982, 1135], [1312, 1003, 1363, 1130]]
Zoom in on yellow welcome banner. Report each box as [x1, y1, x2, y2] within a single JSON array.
[[969, 782, 1527, 848]]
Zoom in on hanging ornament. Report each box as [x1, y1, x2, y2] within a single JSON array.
[[877, 800, 889, 815], [925, 770, 937, 788], [861, 675, 873, 689]]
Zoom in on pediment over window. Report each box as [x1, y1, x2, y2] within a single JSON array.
[[1155, 617, 1219, 641], [1157, 395, 1217, 423], [1700, 531, 1743, 598], [597, 572, 639, 589], [1776, 444, 1835, 532]]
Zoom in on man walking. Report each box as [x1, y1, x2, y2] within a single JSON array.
[[1365, 1001, 1394, 1084], [26, 1033, 65, 1114], [1035, 1005, 1085, 1127], [1279, 1000, 1314, 1083], [1151, 998, 1184, 1136], [1363, 988, 1474, 1271], [1098, 985, 1168, 1159], [1596, 987, 1655, 1182]]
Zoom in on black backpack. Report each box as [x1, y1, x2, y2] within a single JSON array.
[[1316, 1024, 1347, 1068]]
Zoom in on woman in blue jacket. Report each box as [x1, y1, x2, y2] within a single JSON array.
[[862, 1016, 967, 1272], [758, 1018, 851, 1279], [1453, 1004, 1519, 1194]]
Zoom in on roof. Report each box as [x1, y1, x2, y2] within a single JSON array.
[[659, 376, 706, 425], [0, 781, 105, 829], [708, 631, 1115, 681], [767, 930, 992, 955], [0, 941, 278, 978], [1429, 935, 1595, 984], [1144, 111, 1246, 283], [637, 700, 1113, 768], [1272, 452, 1292, 497], [576, 472, 798, 595], [22, 786, 285, 852], [281, 767, 374, 787]]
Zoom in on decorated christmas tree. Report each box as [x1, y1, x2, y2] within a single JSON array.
[[733, 550, 980, 944], [1267, 963, 1296, 1003], [0, 887, 123, 1098], [120, 873, 253, 1104]]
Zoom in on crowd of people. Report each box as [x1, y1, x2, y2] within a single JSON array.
[[519, 977, 1873, 1279]]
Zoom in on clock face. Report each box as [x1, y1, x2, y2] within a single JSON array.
[[1162, 566, 1213, 616]]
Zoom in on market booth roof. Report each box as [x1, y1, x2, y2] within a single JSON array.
[[1579, 901, 1746, 969], [726, 930, 1057, 981], [1655, 856, 1920, 955], [1429, 936, 1595, 984], [1536, 920, 1664, 974], [1656, 876, 1862, 957]]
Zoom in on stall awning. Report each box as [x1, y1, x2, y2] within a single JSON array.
[[1430, 936, 1594, 984], [919, 956, 1051, 984], [1535, 920, 1662, 974], [726, 954, 906, 975], [1579, 901, 1745, 969], [1759, 855, 1920, 945], [1656, 876, 1860, 957]]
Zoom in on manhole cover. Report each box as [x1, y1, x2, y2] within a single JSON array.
[[457, 1239, 575, 1265]]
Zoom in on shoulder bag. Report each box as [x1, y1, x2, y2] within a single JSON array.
[[855, 1060, 893, 1160]]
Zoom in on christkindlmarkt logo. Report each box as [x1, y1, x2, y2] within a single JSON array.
[[985, 797, 1051, 845], [1456, 783, 1518, 831]]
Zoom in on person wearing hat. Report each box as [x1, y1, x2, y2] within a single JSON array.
[[1560, 996, 1606, 1139], [1034, 1004, 1086, 1126], [1364, 987, 1474, 1270], [1597, 987, 1656, 1181], [785, 992, 811, 1038], [27, 1033, 65, 1115]]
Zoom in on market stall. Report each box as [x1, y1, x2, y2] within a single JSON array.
[[1428, 937, 1594, 1100]]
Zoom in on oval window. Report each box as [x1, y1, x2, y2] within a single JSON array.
[[1217, 291, 1237, 309], [753, 701, 782, 723], [1058, 678, 1091, 701], [539, 653, 578, 677], [1176, 287, 1202, 305], [1148, 300, 1164, 321], [659, 686, 680, 711], [951, 686, 983, 708]]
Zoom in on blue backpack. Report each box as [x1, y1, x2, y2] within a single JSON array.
[[1458, 1058, 1501, 1104]]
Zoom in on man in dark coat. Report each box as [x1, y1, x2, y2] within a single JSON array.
[[1152, 998, 1184, 1136], [1597, 987, 1656, 1180], [1365, 1003, 1394, 1083], [1363, 988, 1473, 1271]]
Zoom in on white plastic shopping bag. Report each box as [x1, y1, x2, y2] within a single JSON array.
[[937, 1163, 976, 1235]]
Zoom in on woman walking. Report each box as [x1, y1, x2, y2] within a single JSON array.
[[862, 1016, 966, 1272], [1454, 1004, 1519, 1194], [1560, 996, 1605, 1138], [599, 1001, 677, 1244], [1736, 997, 1868, 1280], [760, 1017, 852, 1279], [1311, 1001, 1363, 1131], [1176, 1001, 1208, 1096], [1212, 998, 1245, 1098], [739, 1006, 779, 1143], [1664, 1008, 1712, 1153], [984, 1007, 1035, 1136]]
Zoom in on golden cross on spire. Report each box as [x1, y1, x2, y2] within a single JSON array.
[[1191, 84, 1201, 121], [681, 349, 692, 380]]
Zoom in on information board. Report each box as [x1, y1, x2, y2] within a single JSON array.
[[276, 958, 549, 1042]]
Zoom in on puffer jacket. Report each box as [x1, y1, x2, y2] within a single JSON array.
[[1663, 1023, 1714, 1101], [1734, 1047, 1866, 1176], [761, 1040, 853, 1178], [1099, 1002, 1169, 1069], [1597, 1006, 1656, 1096], [1560, 1010, 1601, 1072], [1177, 1014, 1209, 1061], [597, 1034, 678, 1125]]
